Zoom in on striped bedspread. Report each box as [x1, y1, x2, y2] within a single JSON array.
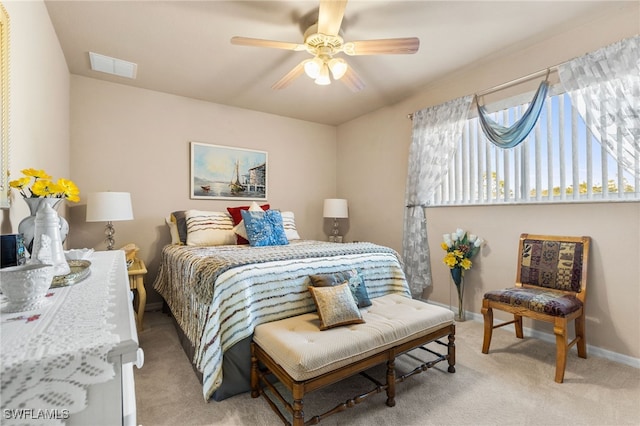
[[153, 240, 410, 400]]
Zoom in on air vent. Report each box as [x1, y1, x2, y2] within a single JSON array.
[[89, 52, 137, 79]]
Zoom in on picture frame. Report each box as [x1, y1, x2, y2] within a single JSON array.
[[190, 142, 267, 201], [0, 4, 10, 209]]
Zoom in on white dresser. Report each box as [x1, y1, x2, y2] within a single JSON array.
[[1, 251, 142, 425]]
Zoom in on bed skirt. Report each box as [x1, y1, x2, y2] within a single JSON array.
[[168, 305, 253, 401]]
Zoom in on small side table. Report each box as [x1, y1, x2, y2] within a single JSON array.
[[127, 258, 147, 331]]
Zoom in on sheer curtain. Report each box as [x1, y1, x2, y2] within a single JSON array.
[[403, 96, 473, 297], [558, 35, 640, 179]]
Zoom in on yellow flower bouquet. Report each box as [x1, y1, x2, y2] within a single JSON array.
[[441, 228, 484, 321], [441, 228, 483, 284], [9, 168, 80, 202]]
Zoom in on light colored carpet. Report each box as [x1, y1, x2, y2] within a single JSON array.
[[134, 310, 640, 426]]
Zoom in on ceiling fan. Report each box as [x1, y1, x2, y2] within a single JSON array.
[[230, 0, 419, 92]]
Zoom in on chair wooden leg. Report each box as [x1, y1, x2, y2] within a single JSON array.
[[481, 301, 493, 354], [514, 315, 524, 339], [554, 319, 568, 383], [575, 313, 587, 359]]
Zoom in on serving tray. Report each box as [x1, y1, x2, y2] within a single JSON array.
[[51, 260, 91, 288]]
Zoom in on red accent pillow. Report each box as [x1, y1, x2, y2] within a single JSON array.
[[227, 204, 270, 244]]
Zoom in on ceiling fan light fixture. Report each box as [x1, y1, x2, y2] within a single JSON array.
[[231, 0, 420, 91], [304, 57, 323, 79], [328, 58, 348, 80], [315, 64, 331, 86]]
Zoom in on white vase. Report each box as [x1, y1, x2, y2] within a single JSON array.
[[18, 198, 69, 253], [31, 202, 70, 276], [450, 267, 466, 322]]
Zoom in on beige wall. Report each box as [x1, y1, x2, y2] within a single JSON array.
[[68, 76, 337, 306], [337, 2, 640, 361], [0, 0, 69, 233]]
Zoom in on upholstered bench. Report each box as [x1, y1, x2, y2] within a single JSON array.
[[250, 293, 456, 425]]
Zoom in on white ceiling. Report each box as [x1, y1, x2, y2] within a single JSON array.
[[44, 1, 625, 126]]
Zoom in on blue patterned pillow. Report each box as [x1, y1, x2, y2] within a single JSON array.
[[241, 209, 289, 247], [309, 269, 372, 308]]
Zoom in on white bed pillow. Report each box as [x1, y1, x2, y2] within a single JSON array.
[[165, 216, 181, 245], [185, 210, 236, 246], [280, 211, 301, 240], [231, 201, 265, 241]]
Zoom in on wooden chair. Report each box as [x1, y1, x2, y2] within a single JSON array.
[[481, 233, 590, 383]]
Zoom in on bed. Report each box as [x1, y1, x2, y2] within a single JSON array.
[[153, 207, 411, 401]]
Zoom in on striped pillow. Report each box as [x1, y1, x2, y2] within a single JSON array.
[[280, 211, 301, 240], [185, 210, 236, 246]]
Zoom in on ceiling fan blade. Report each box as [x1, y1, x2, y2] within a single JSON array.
[[340, 65, 365, 92], [317, 0, 348, 36], [231, 36, 305, 51], [272, 60, 307, 90], [343, 37, 420, 55]]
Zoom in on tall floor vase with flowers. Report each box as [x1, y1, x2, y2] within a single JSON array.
[[442, 228, 483, 321], [10, 169, 80, 252]]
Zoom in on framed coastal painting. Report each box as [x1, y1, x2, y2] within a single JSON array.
[[190, 142, 268, 201], [0, 4, 10, 209]]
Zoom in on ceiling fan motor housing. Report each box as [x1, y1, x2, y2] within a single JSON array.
[[303, 23, 344, 56]]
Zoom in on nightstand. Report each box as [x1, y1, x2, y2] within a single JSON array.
[[127, 258, 147, 331]]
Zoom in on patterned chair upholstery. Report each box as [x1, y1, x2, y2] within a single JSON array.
[[481, 234, 590, 383]]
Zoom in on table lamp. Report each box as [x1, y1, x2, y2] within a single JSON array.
[[86, 192, 134, 250], [323, 198, 348, 242]]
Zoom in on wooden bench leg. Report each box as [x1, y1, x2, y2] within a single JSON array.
[[386, 357, 396, 407], [292, 384, 305, 426], [448, 330, 456, 373], [481, 301, 493, 354], [250, 343, 260, 398]]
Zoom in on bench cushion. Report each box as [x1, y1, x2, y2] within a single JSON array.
[[253, 293, 454, 381]]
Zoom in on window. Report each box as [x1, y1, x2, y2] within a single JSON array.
[[430, 87, 639, 206]]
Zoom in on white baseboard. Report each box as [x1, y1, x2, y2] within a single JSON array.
[[425, 300, 640, 369]]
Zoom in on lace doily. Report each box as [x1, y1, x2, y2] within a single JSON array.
[[1, 252, 124, 425]]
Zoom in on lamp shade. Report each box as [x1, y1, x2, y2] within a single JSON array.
[[323, 199, 348, 219], [315, 64, 331, 86], [86, 192, 134, 222], [328, 58, 348, 80]]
